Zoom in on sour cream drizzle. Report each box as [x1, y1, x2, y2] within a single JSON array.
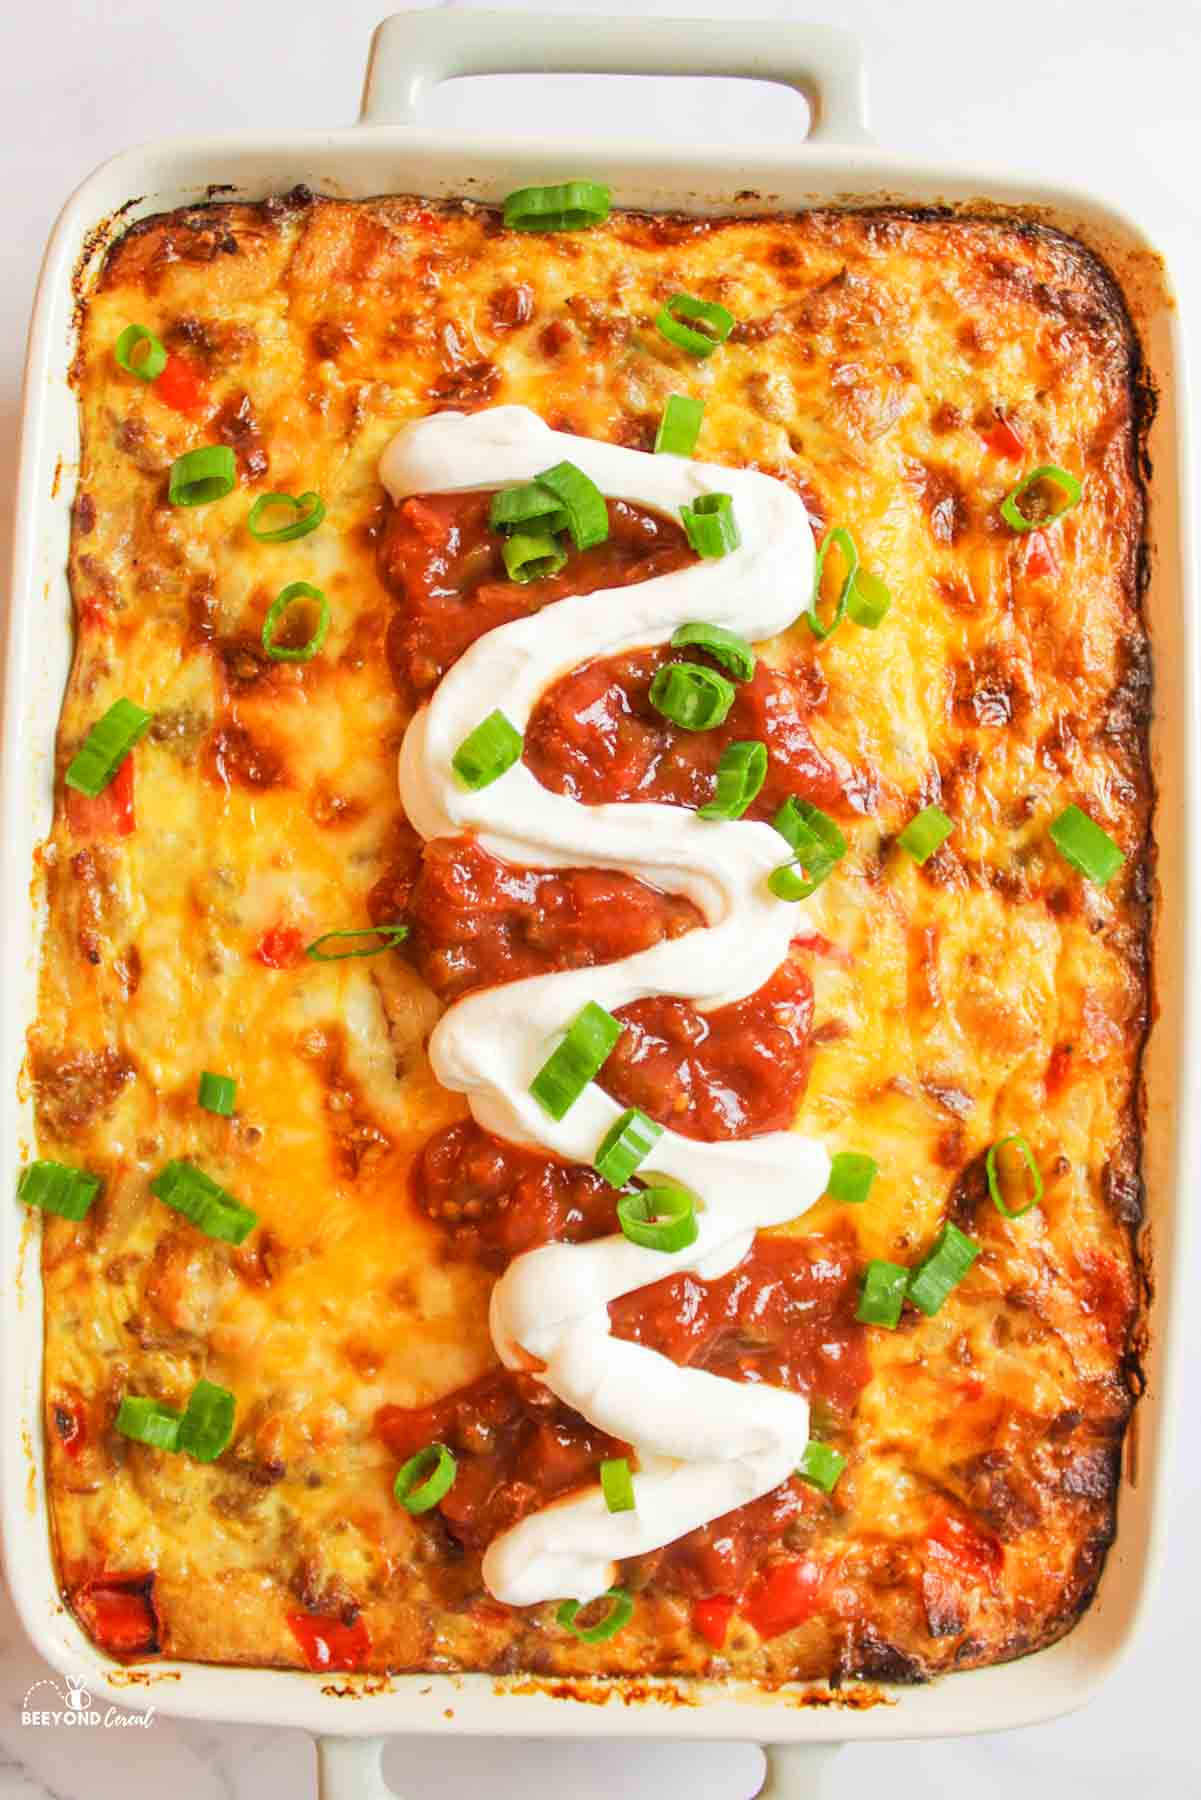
[[381, 407, 830, 1607]]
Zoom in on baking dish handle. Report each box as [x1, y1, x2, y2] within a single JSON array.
[[759, 1742, 843, 1795], [360, 9, 872, 145], [316, 1734, 395, 1799]]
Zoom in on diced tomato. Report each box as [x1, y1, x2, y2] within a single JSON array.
[[78, 594, 109, 630], [66, 753, 135, 838], [287, 1611, 372, 1672], [980, 416, 1025, 460], [692, 1595, 738, 1649], [742, 1557, 826, 1641], [1023, 530, 1058, 579], [926, 1509, 1003, 1592], [74, 1574, 160, 1657], [255, 924, 304, 969], [154, 352, 207, 414]]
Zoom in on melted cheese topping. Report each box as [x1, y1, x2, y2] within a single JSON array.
[[382, 407, 826, 1602]]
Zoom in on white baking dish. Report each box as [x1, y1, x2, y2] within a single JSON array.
[[2, 12, 1196, 1797]]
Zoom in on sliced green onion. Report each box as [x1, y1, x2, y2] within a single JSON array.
[[654, 394, 704, 456], [247, 490, 326, 543], [680, 492, 740, 560], [17, 1159, 101, 1222], [594, 1107, 663, 1189], [806, 526, 860, 641], [168, 445, 236, 507], [845, 569, 893, 629], [698, 741, 767, 821], [198, 1071, 236, 1116], [116, 1396, 182, 1452], [533, 461, 609, 550], [64, 698, 154, 798], [654, 292, 735, 359], [114, 324, 167, 383], [394, 1442, 457, 1513], [1000, 465, 1082, 533], [907, 1223, 980, 1318], [600, 1457, 636, 1514], [304, 925, 410, 962], [503, 180, 611, 232], [898, 804, 953, 865], [796, 1440, 846, 1494], [452, 710, 524, 790], [855, 1260, 909, 1329], [531, 1002, 624, 1121], [769, 796, 848, 900], [177, 1379, 236, 1462], [648, 661, 736, 732], [1049, 804, 1125, 885], [986, 1133, 1044, 1221], [669, 622, 756, 682], [261, 581, 330, 663], [616, 1177, 699, 1254], [150, 1158, 258, 1246], [489, 483, 570, 536], [825, 1152, 878, 1206], [502, 531, 568, 584], [558, 1586, 634, 1643]]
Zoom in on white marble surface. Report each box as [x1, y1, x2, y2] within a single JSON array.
[[1, 1, 1198, 1795]]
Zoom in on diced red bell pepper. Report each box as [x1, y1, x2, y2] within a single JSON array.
[[926, 1508, 1003, 1591], [66, 753, 135, 838], [742, 1557, 826, 1641], [255, 924, 304, 969], [1023, 530, 1058, 579], [51, 1391, 88, 1459], [287, 1611, 372, 1673], [692, 1595, 738, 1649], [74, 1574, 160, 1657], [154, 352, 207, 414], [980, 416, 1025, 460]]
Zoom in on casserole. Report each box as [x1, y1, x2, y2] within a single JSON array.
[[2, 11, 1195, 1796]]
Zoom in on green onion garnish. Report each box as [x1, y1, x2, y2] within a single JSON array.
[[533, 461, 609, 550], [168, 445, 237, 507], [114, 324, 167, 383], [796, 1440, 846, 1494], [680, 492, 740, 559], [1049, 804, 1124, 885], [825, 1152, 878, 1206], [648, 661, 736, 732], [247, 490, 326, 543], [616, 1177, 699, 1254], [698, 741, 767, 821], [531, 1002, 625, 1120], [845, 569, 893, 630], [177, 1379, 236, 1462], [150, 1158, 257, 1246], [986, 1133, 1044, 1220], [64, 698, 153, 799], [502, 180, 611, 232], [806, 526, 860, 641], [1000, 465, 1082, 533], [304, 925, 410, 962], [593, 1107, 663, 1188], [897, 804, 953, 865], [17, 1159, 101, 1221], [600, 1456, 636, 1514], [489, 483, 570, 536], [502, 531, 568, 584], [558, 1586, 634, 1643], [116, 1396, 182, 1452], [654, 292, 735, 359], [654, 394, 704, 457], [452, 710, 524, 791], [197, 1072, 236, 1116], [261, 581, 330, 663], [769, 796, 847, 900], [394, 1442, 457, 1513], [855, 1260, 909, 1329], [669, 622, 756, 682], [907, 1223, 980, 1318]]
